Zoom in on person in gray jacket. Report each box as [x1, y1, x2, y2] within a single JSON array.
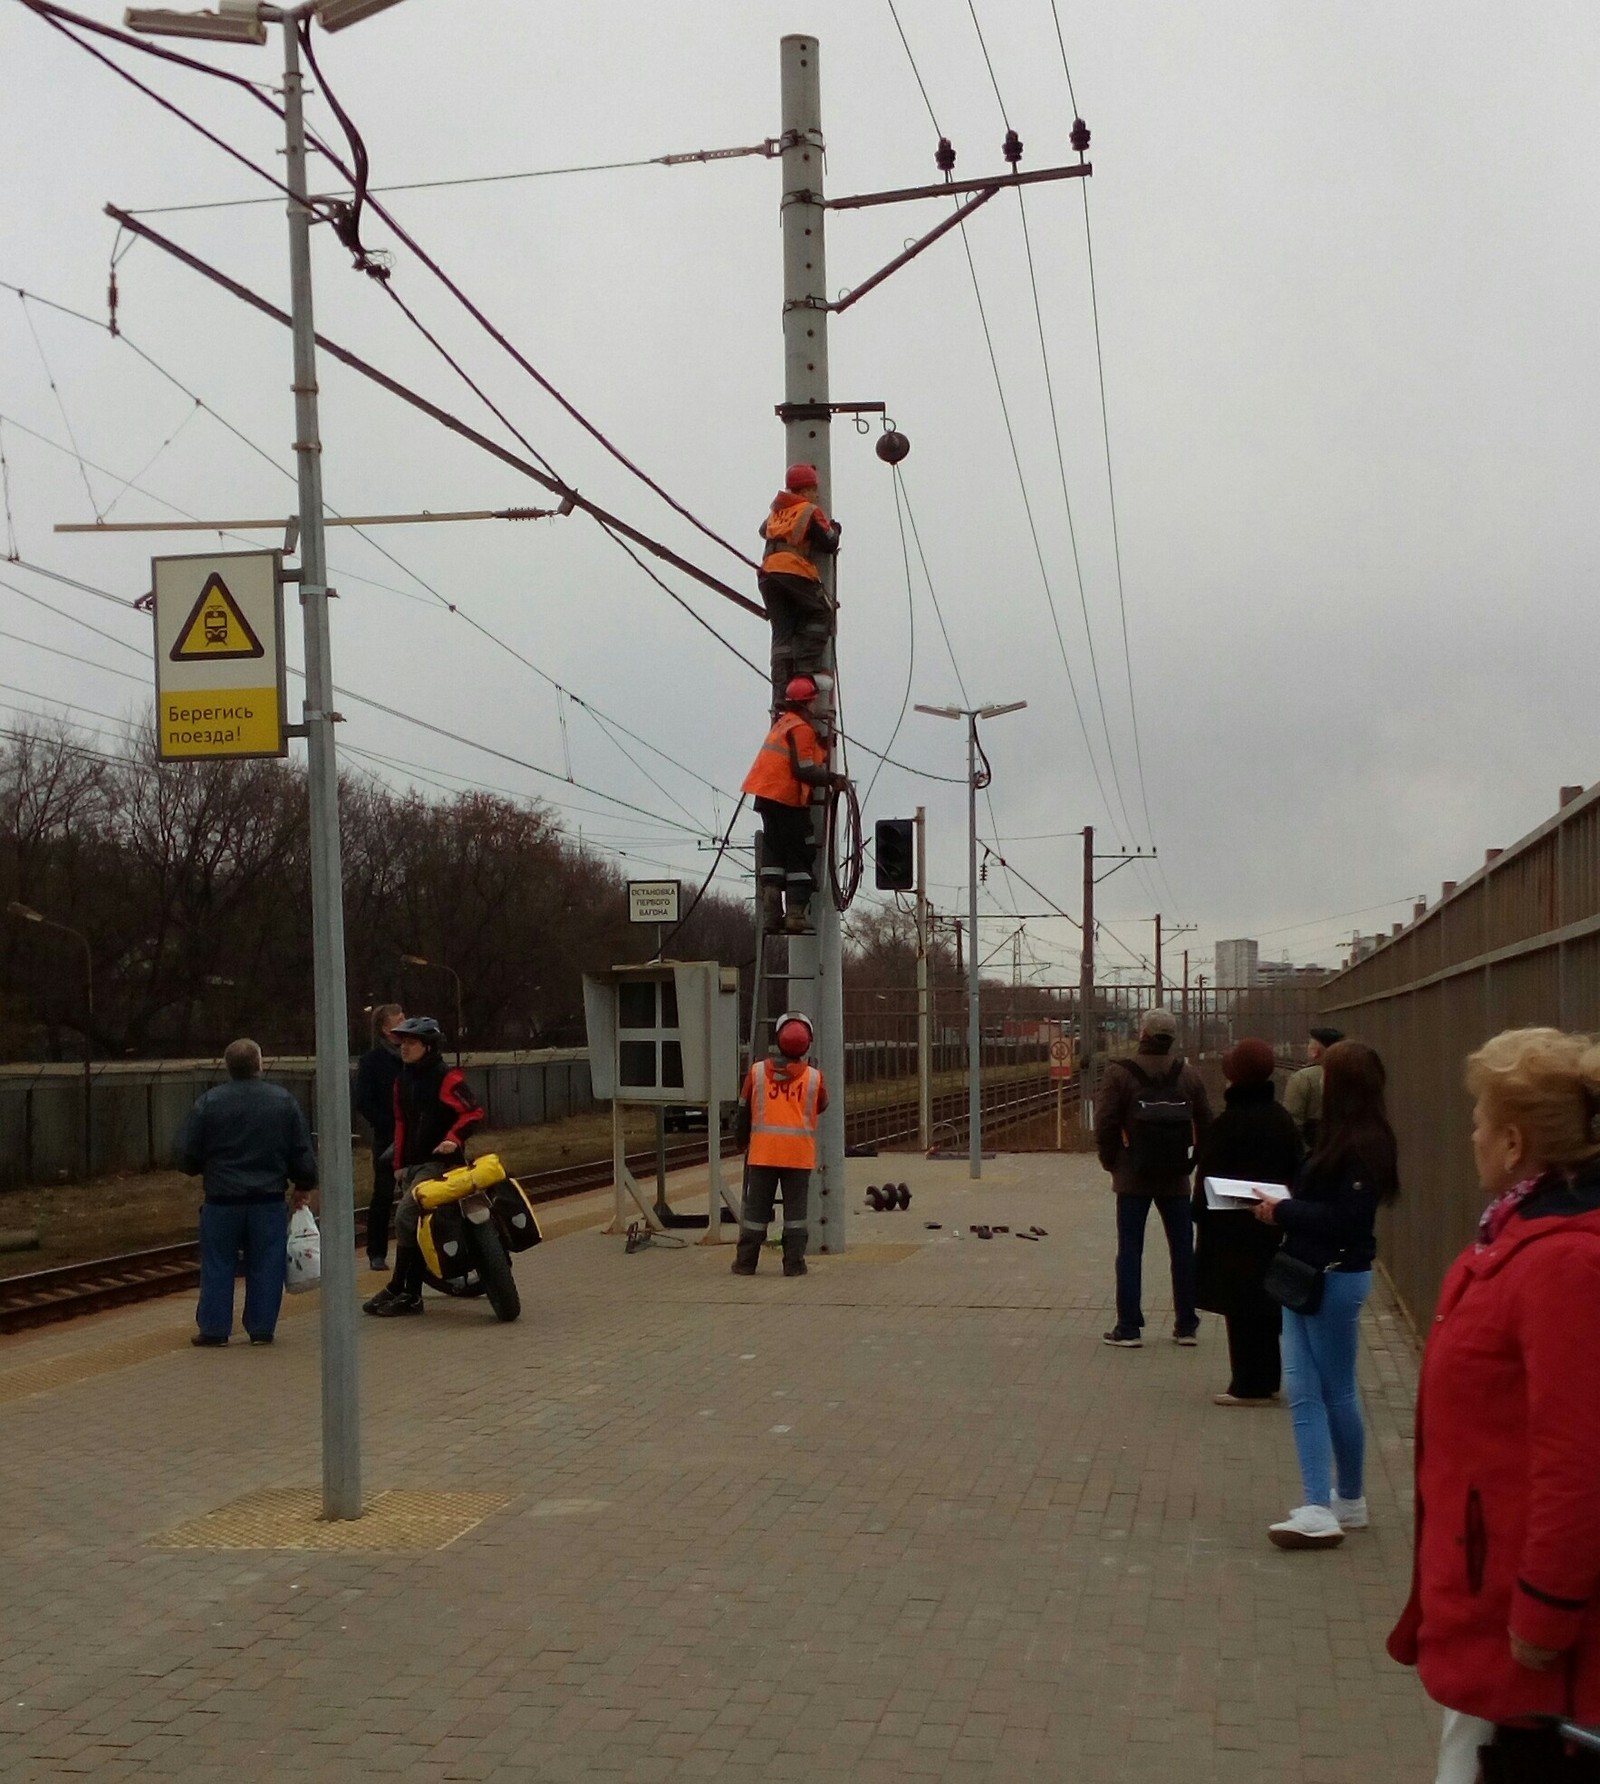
[[1284, 1026, 1343, 1147], [178, 1038, 317, 1347]]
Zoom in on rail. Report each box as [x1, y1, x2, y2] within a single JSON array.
[[0, 1073, 1060, 1334]]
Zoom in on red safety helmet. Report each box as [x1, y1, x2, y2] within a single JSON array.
[[785, 462, 820, 493], [784, 674, 818, 705], [775, 1012, 814, 1059]]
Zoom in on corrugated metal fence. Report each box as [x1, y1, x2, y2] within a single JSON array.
[[1317, 782, 1600, 1328], [0, 1051, 594, 1190]]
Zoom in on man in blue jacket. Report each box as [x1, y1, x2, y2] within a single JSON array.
[[178, 1037, 318, 1347]]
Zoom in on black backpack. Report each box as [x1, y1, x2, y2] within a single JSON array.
[[1123, 1058, 1195, 1177]]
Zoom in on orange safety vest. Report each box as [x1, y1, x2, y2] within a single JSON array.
[[741, 712, 826, 806], [760, 495, 832, 582], [744, 1059, 824, 1169]]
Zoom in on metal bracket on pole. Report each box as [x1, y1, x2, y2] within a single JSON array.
[[773, 400, 885, 423]]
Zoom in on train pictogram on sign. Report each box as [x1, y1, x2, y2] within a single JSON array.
[[169, 573, 266, 663]]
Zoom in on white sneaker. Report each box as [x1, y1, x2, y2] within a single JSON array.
[[1331, 1492, 1369, 1530], [1268, 1505, 1345, 1549]]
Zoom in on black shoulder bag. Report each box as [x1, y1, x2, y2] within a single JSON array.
[[1263, 1250, 1327, 1314]]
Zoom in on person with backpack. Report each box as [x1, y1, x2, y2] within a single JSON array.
[[1095, 1008, 1213, 1348]]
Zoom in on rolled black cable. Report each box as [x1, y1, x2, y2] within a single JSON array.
[[828, 775, 864, 912]]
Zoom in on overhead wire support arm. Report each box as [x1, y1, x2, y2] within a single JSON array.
[[102, 205, 766, 621], [825, 161, 1091, 212], [826, 187, 998, 315], [54, 504, 570, 534]]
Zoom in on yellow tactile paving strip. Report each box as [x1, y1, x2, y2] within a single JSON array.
[[148, 1486, 509, 1551]]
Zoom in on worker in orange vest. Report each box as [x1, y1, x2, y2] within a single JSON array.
[[758, 462, 841, 706], [732, 1011, 828, 1276], [741, 674, 835, 935]]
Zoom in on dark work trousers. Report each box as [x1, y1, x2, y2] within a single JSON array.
[[366, 1154, 397, 1263], [1224, 1295, 1282, 1397], [758, 571, 832, 704], [742, 1164, 810, 1258], [755, 797, 818, 905], [1114, 1193, 1198, 1334], [197, 1198, 289, 1341]]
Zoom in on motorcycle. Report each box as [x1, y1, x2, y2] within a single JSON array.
[[412, 1154, 542, 1323]]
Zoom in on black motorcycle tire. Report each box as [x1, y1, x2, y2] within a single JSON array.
[[464, 1220, 521, 1323]]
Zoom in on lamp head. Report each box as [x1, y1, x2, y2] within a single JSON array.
[[123, 4, 268, 43], [313, 0, 410, 29]]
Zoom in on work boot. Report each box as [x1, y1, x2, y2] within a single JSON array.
[[759, 884, 783, 931], [783, 893, 815, 935], [781, 1231, 808, 1277], [730, 1234, 762, 1276]]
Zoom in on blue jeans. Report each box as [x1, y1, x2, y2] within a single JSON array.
[[1282, 1269, 1371, 1505], [197, 1200, 288, 1340], [1114, 1193, 1197, 1333]]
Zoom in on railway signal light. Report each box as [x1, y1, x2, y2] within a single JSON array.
[[874, 818, 915, 890]]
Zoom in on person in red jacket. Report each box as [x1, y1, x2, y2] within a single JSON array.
[[1388, 1027, 1600, 1783]]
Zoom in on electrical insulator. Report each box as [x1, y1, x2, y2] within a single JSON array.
[[1070, 117, 1091, 155], [980, 861, 988, 883], [935, 136, 956, 176], [1002, 128, 1023, 167], [875, 430, 910, 465]]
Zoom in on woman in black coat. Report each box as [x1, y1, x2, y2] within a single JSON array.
[[1192, 1037, 1303, 1404]]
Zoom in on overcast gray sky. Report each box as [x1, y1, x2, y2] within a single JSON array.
[[3, 0, 1597, 984]]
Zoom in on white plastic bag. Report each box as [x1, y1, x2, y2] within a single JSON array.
[[286, 1204, 321, 1293]]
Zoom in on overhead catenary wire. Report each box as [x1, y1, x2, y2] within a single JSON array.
[[1, 350, 742, 825], [17, 0, 757, 580], [0, 418, 19, 560], [15, 22, 966, 809], [17, 293, 101, 522]]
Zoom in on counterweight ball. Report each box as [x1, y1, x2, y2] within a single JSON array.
[[875, 429, 911, 466]]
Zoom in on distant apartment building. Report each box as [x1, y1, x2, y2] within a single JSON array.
[[1257, 959, 1333, 986], [1214, 939, 1259, 988]]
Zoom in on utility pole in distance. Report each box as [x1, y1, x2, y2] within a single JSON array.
[[915, 805, 931, 1151], [1080, 826, 1095, 1076], [777, 36, 845, 1253]]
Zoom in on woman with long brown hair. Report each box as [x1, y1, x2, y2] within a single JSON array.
[[1253, 1039, 1400, 1549]]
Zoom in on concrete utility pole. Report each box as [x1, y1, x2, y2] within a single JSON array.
[[965, 714, 980, 1178], [1079, 826, 1095, 1067], [915, 805, 931, 1151], [778, 35, 845, 1252], [283, 19, 360, 1521], [1154, 914, 1162, 1003], [916, 700, 1025, 1178]]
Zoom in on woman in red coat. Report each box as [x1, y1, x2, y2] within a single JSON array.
[[1388, 1027, 1600, 1782]]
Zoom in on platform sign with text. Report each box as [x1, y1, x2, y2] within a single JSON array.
[[1049, 1037, 1075, 1081], [152, 550, 287, 761], [628, 880, 681, 926]]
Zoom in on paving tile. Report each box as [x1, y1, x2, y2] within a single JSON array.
[[0, 1153, 1438, 1779]]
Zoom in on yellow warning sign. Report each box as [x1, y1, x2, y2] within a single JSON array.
[[169, 572, 265, 663], [159, 689, 283, 758]]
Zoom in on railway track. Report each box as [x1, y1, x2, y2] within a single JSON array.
[[0, 1072, 1065, 1336]]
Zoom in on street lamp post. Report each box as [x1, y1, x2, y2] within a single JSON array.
[[913, 701, 1027, 1179], [400, 954, 464, 1066], [125, 0, 413, 1524], [7, 901, 94, 1176]]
